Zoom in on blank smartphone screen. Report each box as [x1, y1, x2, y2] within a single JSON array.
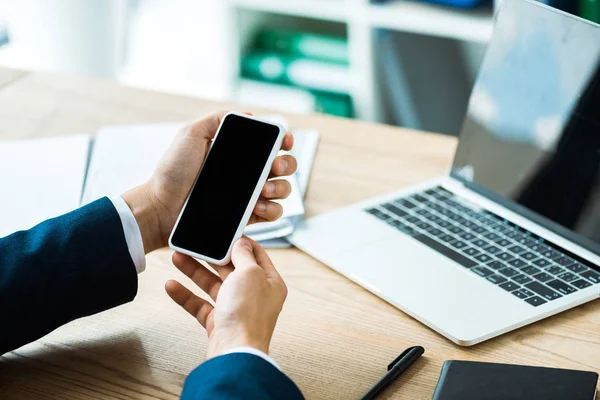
[[171, 114, 280, 260]]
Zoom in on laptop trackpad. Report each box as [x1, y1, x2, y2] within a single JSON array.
[[334, 235, 524, 340]]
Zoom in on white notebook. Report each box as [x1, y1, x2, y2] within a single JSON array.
[[0, 134, 90, 238]]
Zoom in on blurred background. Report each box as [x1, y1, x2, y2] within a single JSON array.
[[0, 0, 595, 136]]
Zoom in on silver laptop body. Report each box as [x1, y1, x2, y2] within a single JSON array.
[[290, 0, 600, 345]]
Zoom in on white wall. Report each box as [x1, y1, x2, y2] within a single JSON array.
[[0, 0, 232, 101]]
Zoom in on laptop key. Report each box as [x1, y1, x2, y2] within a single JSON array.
[[438, 220, 452, 228], [513, 289, 531, 299], [540, 249, 562, 260], [471, 226, 488, 234], [515, 236, 537, 247], [396, 199, 418, 209], [397, 225, 417, 236], [471, 239, 489, 248], [547, 280, 577, 295], [525, 282, 562, 301], [474, 254, 493, 263], [507, 245, 526, 254], [571, 279, 592, 289], [520, 288, 535, 297], [412, 234, 477, 268], [473, 266, 494, 277], [558, 272, 578, 283], [439, 234, 456, 243], [483, 245, 501, 255], [508, 258, 528, 269], [520, 252, 537, 261], [528, 243, 551, 252], [499, 281, 520, 292], [382, 204, 408, 218], [532, 259, 551, 268], [580, 270, 600, 284], [448, 226, 464, 235], [487, 261, 507, 270], [486, 274, 508, 285], [496, 239, 512, 247], [496, 252, 514, 262], [427, 228, 444, 236], [415, 221, 433, 231], [532, 272, 553, 283], [406, 216, 420, 224], [521, 265, 541, 276], [566, 263, 588, 274], [525, 296, 548, 307], [499, 268, 519, 278], [450, 241, 468, 250], [513, 274, 533, 285], [545, 266, 564, 276], [462, 247, 480, 257], [554, 256, 576, 267], [459, 232, 476, 241], [483, 232, 502, 242]]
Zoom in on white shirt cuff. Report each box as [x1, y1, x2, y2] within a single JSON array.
[[223, 347, 281, 371], [109, 196, 146, 274]]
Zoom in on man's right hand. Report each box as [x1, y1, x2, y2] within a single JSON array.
[[165, 238, 288, 358]]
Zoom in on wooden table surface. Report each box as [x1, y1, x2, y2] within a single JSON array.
[[1, 67, 600, 400]]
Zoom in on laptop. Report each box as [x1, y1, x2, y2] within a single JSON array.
[[289, 0, 600, 346]]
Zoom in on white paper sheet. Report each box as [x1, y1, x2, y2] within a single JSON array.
[[0, 134, 90, 238], [81, 123, 181, 204]]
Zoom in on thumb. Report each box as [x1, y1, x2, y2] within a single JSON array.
[[231, 237, 259, 270], [232, 237, 281, 280]]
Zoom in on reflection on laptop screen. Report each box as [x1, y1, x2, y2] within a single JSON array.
[[451, 0, 600, 254]]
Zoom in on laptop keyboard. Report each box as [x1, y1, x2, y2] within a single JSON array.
[[365, 186, 600, 307]]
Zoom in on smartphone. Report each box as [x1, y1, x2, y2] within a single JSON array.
[[169, 112, 286, 265]]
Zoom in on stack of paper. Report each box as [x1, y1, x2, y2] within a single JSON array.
[[0, 135, 90, 238], [0, 117, 319, 249]]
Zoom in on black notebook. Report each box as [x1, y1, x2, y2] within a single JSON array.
[[432, 361, 598, 400]]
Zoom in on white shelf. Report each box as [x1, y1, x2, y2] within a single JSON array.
[[369, 1, 494, 43], [229, 0, 349, 22], [230, 0, 494, 43], [227, 0, 492, 122]]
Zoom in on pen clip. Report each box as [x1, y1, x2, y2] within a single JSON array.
[[387, 346, 423, 371]]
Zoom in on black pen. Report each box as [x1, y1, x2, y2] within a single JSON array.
[[360, 346, 425, 400]]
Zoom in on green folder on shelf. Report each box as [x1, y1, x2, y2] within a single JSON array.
[[255, 30, 349, 64], [581, 0, 600, 23], [241, 51, 351, 94]]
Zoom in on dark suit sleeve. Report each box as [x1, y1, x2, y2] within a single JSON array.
[[0, 197, 138, 355], [181, 353, 304, 400]]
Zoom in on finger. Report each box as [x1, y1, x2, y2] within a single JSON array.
[[233, 238, 281, 281], [231, 237, 260, 271], [209, 262, 235, 281], [281, 132, 294, 151], [253, 200, 283, 222], [269, 155, 297, 178], [172, 252, 222, 301], [165, 280, 215, 330], [261, 179, 292, 200], [181, 111, 228, 141]]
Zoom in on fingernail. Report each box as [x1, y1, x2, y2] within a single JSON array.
[[280, 159, 288, 171], [240, 238, 252, 250], [266, 182, 275, 195], [257, 202, 267, 213]]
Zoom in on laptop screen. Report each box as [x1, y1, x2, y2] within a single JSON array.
[[450, 0, 600, 255]]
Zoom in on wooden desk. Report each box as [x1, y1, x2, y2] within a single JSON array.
[[1, 67, 599, 400]]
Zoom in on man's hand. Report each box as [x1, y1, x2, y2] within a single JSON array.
[[166, 238, 287, 357], [122, 111, 297, 253]]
